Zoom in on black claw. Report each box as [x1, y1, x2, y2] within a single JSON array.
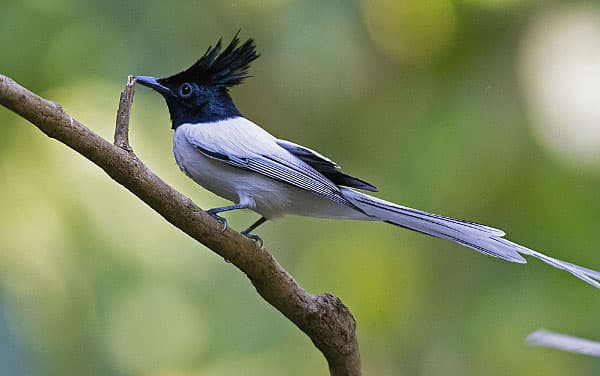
[[207, 210, 228, 232], [241, 231, 263, 247]]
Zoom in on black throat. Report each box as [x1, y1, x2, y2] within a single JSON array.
[[166, 90, 241, 129]]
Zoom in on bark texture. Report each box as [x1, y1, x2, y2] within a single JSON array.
[[0, 74, 361, 376]]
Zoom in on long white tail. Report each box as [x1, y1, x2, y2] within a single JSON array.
[[527, 330, 600, 357], [342, 188, 600, 288]]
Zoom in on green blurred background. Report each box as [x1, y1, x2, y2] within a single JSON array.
[[2, 0, 600, 375]]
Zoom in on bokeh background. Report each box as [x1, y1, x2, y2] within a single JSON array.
[[1, 0, 600, 375]]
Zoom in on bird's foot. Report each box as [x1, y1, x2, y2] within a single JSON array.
[[240, 230, 263, 247], [207, 209, 228, 232]]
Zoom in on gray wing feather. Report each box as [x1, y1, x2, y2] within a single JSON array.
[[277, 139, 378, 192], [186, 137, 355, 207]]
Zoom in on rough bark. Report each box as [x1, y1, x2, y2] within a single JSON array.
[[0, 74, 361, 376]]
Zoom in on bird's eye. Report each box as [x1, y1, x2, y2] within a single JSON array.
[[179, 83, 193, 97]]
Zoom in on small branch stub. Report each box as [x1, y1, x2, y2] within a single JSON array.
[[114, 75, 136, 152]]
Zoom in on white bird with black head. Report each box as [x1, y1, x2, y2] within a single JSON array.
[[136, 33, 600, 288]]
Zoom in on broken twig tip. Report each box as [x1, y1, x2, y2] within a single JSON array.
[[114, 76, 136, 152]]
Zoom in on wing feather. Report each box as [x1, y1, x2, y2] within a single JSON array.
[[277, 139, 378, 192], [184, 129, 354, 207]]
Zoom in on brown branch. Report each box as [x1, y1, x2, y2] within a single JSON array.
[[0, 74, 361, 376]]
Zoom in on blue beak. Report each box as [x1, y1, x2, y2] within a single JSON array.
[[135, 76, 171, 95]]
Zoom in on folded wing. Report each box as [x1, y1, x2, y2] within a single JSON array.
[[277, 139, 378, 192], [183, 130, 356, 208]]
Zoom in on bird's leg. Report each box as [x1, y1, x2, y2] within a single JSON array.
[[206, 203, 249, 232], [241, 216, 267, 234], [241, 216, 267, 246]]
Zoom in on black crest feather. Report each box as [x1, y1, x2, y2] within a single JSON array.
[[160, 32, 259, 88]]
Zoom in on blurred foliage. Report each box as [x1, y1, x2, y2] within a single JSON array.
[[2, 0, 600, 375]]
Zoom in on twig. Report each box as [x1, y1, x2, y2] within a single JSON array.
[[114, 75, 136, 152], [0, 74, 361, 376]]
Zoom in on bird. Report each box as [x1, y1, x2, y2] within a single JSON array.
[[135, 33, 600, 288]]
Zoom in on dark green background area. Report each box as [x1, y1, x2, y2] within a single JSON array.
[[1, 1, 599, 375]]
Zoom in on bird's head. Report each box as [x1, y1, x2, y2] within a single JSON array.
[[136, 33, 259, 129]]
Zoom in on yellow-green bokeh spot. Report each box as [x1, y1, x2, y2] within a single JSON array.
[[361, 0, 457, 64], [460, 0, 530, 10], [104, 285, 208, 375], [295, 229, 427, 335]]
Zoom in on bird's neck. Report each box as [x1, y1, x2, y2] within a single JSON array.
[[169, 92, 241, 129]]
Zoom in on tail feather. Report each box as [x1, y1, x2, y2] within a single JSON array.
[[342, 188, 600, 288], [527, 330, 600, 357]]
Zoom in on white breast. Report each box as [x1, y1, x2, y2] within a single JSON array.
[[172, 118, 368, 220]]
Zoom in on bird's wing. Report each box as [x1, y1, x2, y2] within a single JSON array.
[[276, 139, 378, 192], [180, 120, 356, 208]]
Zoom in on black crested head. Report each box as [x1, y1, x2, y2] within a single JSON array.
[[136, 32, 259, 128], [160, 31, 259, 89]]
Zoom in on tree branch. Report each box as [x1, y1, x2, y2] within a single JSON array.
[[0, 74, 361, 376]]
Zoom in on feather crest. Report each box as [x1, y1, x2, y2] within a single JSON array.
[[160, 32, 259, 88]]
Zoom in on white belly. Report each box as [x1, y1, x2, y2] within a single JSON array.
[[172, 128, 367, 220]]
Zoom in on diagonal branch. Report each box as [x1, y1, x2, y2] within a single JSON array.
[[0, 74, 361, 376]]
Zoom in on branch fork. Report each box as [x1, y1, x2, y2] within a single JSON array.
[[0, 74, 361, 376]]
